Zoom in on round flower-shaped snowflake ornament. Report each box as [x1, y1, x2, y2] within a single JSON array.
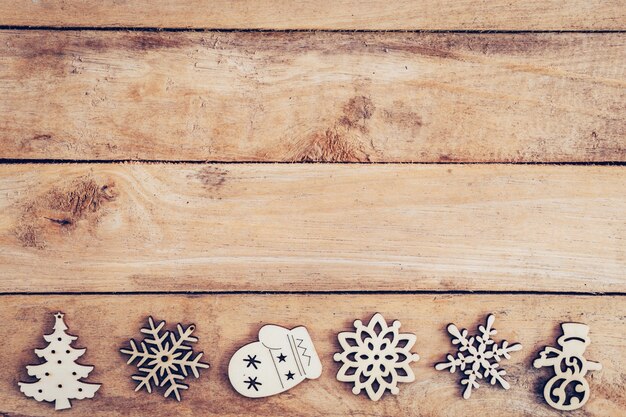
[[333, 313, 420, 401]]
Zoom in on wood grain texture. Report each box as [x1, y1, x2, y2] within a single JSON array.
[[1, 31, 625, 162], [1, 0, 625, 30], [0, 164, 624, 293], [0, 294, 624, 416]]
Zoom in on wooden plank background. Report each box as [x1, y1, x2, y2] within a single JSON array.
[[1, 294, 624, 416], [0, 164, 624, 293], [1, 31, 624, 162], [1, 0, 625, 30], [0, 2, 624, 416]]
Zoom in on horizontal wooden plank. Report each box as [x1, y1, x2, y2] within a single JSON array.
[[1, 294, 624, 416], [0, 164, 624, 293], [1, 31, 624, 162], [1, 1, 625, 30]]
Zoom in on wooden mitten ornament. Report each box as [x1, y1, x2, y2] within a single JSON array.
[[18, 312, 101, 410], [333, 313, 420, 401], [435, 314, 522, 399], [228, 324, 322, 398], [120, 317, 209, 401], [534, 323, 602, 411]]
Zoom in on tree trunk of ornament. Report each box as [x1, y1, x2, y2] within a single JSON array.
[[55, 397, 71, 410]]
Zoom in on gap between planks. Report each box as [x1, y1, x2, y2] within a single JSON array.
[[1, 26, 626, 33], [1, 291, 626, 296], [1, 160, 626, 166]]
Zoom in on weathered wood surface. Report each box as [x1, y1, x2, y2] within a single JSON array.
[[1, 0, 625, 30], [0, 164, 624, 293], [1, 294, 623, 416], [1, 31, 624, 162]]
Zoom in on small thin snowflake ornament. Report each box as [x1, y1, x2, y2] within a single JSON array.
[[120, 317, 209, 401], [334, 313, 420, 401], [435, 314, 522, 399], [18, 312, 100, 410]]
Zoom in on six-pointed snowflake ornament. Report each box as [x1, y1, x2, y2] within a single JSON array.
[[120, 317, 209, 401], [435, 314, 522, 399], [333, 313, 420, 401]]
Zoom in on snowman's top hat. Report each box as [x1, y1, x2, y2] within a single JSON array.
[[559, 322, 590, 344]]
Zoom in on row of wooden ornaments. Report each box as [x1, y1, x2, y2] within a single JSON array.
[[19, 312, 600, 411]]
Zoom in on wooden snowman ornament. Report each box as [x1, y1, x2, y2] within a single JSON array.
[[18, 312, 101, 410], [228, 324, 322, 398], [534, 323, 602, 410]]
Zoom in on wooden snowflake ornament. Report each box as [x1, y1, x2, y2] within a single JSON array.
[[120, 317, 209, 401], [228, 324, 322, 398], [534, 323, 602, 411], [18, 312, 101, 410], [435, 314, 522, 399], [333, 313, 420, 401]]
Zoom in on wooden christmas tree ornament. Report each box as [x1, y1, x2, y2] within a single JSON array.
[[435, 314, 522, 399], [534, 322, 602, 411], [120, 317, 209, 401], [228, 324, 322, 398], [333, 313, 420, 401], [18, 312, 101, 410]]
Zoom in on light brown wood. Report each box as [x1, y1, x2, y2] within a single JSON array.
[[1, 31, 625, 162], [1, 294, 624, 416], [0, 163, 624, 293], [1, 1, 625, 30]]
